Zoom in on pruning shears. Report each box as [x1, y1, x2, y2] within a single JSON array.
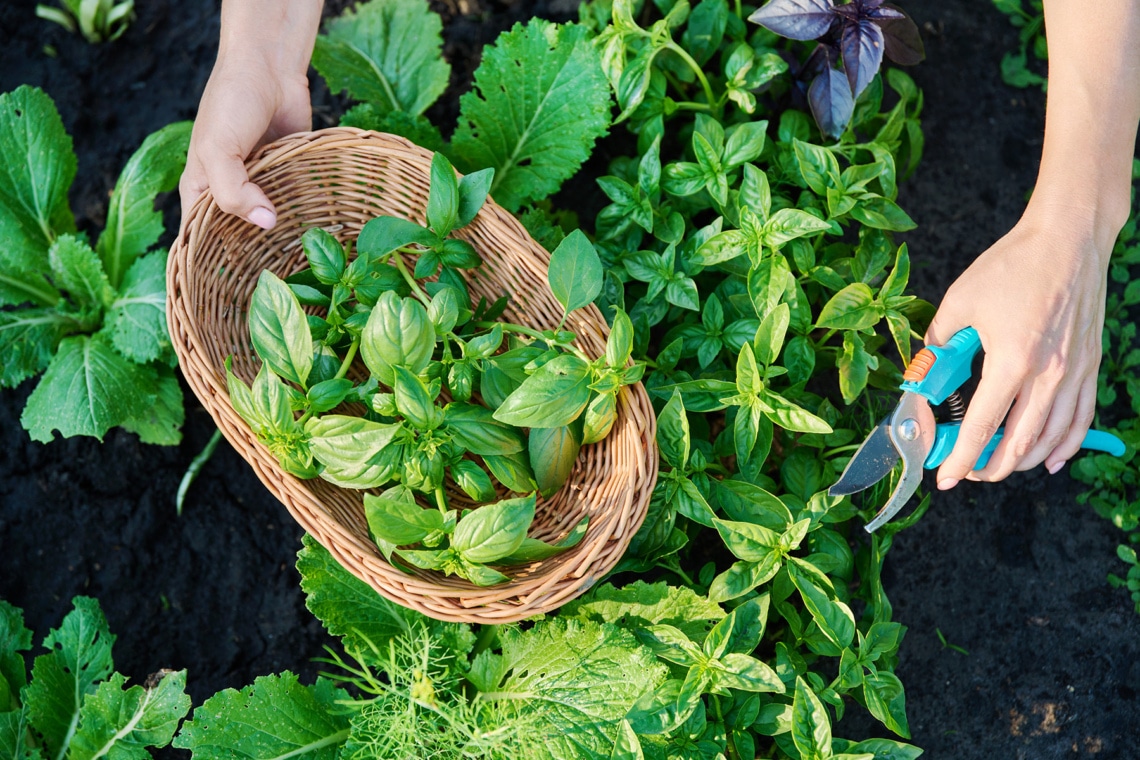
[[830, 327, 1127, 533]]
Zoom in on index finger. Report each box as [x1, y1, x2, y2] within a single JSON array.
[[934, 361, 1020, 488]]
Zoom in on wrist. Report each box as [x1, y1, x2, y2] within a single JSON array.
[[1024, 176, 1131, 260], [218, 0, 323, 76]]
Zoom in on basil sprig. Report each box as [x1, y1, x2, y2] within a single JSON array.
[[226, 153, 643, 585]]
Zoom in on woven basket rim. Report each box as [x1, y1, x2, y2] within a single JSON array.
[[167, 127, 658, 623]]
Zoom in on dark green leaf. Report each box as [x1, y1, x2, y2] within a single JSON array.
[[311, 0, 450, 116], [22, 336, 155, 443], [25, 597, 115, 759], [96, 121, 190, 287], [364, 490, 444, 546], [791, 677, 831, 760], [457, 167, 495, 227], [356, 216, 440, 259], [451, 21, 612, 212], [427, 152, 460, 236], [530, 422, 582, 498], [445, 402, 525, 455], [452, 459, 497, 502]]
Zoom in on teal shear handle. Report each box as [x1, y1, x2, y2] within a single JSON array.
[[899, 326, 1126, 469], [925, 426, 1126, 469]]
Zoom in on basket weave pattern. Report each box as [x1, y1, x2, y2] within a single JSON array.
[[168, 128, 658, 623]]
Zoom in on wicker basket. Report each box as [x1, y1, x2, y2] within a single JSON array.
[[168, 128, 658, 623]]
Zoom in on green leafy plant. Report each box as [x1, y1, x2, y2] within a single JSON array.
[[296, 0, 935, 753], [313, 0, 614, 214], [0, 85, 191, 444], [171, 536, 671, 760], [35, 0, 135, 44], [0, 596, 190, 759], [992, 0, 1047, 90], [226, 152, 642, 585]]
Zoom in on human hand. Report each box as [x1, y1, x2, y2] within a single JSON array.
[[925, 202, 1111, 489], [179, 53, 312, 230], [179, 0, 323, 231]]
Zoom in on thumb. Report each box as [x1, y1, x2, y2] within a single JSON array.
[[200, 144, 277, 230], [924, 301, 968, 350]]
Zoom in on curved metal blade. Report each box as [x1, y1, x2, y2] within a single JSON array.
[[865, 392, 936, 533], [829, 414, 900, 496]]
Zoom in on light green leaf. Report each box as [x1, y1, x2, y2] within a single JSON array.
[[762, 392, 833, 435], [500, 515, 589, 563], [548, 228, 603, 315], [360, 291, 435, 387], [849, 195, 916, 231], [120, 364, 185, 446], [25, 597, 116, 759], [492, 618, 667, 760], [96, 121, 190, 287], [444, 402, 525, 455], [451, 20, 612, 212], [0, 86, 76, 265], [172, 673, 350, 759], [305, 415, 402, 488], [838, 331, 877, 404], [452, 494, 536, 563], [69, 670, 191, 760], [791, 676, 832, 760], [563, 580, 726, 644], [49, 235, 114, 310], [311, 0, 450, 116], [762, 209, 832, 248], [0, 307, 74, 388], [788, 560, 855, 650], [493, 354, 592, 428], [21, 336, 156, 443], [657, 389, 690, 470], [248, 270, 313, 388], [792, 139, 840, 196], [107, 249, 169, 363], [863, 671, 910, 738], [296, 535, 475, 656], [815, 283, 881, 331], [364, 490, 443, 546]]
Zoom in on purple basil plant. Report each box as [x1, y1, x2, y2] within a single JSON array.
[[749, 0, 924, 138]]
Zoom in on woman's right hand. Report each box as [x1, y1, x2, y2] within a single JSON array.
[[179, 0, 324, 231]]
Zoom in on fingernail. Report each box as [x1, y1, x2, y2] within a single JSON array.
[[249, 207, 276, 229], [1047, 461, 1066, 475], [938, 478, 958, 490]]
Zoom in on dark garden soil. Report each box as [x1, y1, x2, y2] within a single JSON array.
[[1, 0, 1138, 757]]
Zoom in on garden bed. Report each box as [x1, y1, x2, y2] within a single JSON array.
[[0, 0, 1137, 757]]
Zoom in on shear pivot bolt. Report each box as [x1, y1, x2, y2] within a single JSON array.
[[899, 418, 920, 441]]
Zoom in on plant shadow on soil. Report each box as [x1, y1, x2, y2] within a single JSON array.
[[1, 0, 1138, 757]]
